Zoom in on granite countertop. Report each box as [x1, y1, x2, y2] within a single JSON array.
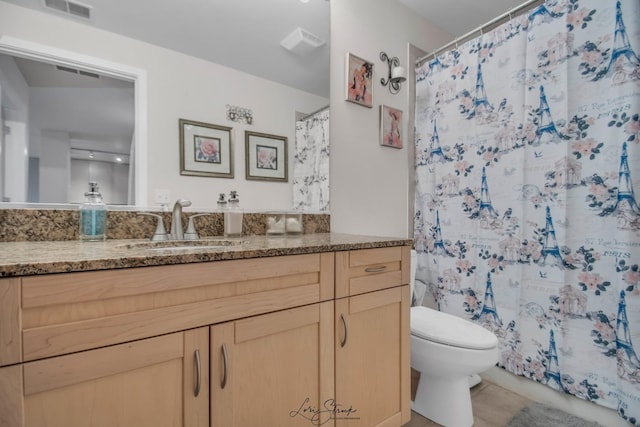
[[0, 233, 413, 277]]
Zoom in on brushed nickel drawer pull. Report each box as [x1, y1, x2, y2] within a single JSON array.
[[365, 266, 387, 273], [194, 349, 201, 397], [340, 314, 348, 348], [221, 344, 228, 389]]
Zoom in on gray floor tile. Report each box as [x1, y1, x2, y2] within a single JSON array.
[[472, 383, 530, 426], [407, 379, 531, 427]]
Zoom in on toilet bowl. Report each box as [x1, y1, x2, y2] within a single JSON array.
[[410, 250, 499, 427]]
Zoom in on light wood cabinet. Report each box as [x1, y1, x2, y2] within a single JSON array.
[[335, 246, 405, 299], [0, 245, 411, 427], [211, 302, 335, 427], [335, 246, 411, 427], [335, 287, 410, 427], [0, 278, 21, 367], [18, 252, 333, 362], [7, 327, 209, 427]]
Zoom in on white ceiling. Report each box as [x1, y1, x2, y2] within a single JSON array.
[[398, 0, 528, 44], [3, 0, 530, 99]]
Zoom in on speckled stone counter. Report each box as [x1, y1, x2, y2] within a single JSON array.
[[0, 233, 413, 277], [0, 208, 330, 242]]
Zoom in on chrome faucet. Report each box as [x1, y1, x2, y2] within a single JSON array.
[[171, 199, 192, 240]]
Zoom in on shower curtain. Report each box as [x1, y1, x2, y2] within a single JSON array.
[[293, 108, 330, 211], [414, 0, 640, 423]]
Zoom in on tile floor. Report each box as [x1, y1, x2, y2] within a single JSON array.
[[406, 370, 532, 427]]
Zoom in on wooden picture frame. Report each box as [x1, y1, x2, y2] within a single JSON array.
[[345, 52, 374, 108], [179, 119, 233, 178], [380, 105, 403, 149], [245, 131, 288, 182]]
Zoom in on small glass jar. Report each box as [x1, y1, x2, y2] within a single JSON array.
[[285, 212, 303, 235], [266, 212, 286, 235]]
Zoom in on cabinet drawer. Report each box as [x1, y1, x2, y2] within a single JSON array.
[[19, 252, 334, 361], [335, 246, 410, 298]]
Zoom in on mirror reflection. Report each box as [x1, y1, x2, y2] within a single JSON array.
[[0, 0, 330, 210], [0, 53, 134, 205]]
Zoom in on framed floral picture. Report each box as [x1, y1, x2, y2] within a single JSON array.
[[345, 52, 374, 108], [380, 105, 403, 149], [245, 131, 288, 182], [179, 119, 233, 178]]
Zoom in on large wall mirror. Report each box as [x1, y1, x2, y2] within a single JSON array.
[[0, 36, 148, 206], [0, 0, 329, 210]]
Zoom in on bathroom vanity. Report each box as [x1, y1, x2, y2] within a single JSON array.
[[0, 234, 411, 427]]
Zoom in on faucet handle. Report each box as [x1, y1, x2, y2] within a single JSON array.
[[176, 199, 192, 208], [184, 213, 210, 240], [137, 212, 168, 241]]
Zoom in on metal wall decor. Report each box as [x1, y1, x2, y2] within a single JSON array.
[[379, 51, 406, 95], [226, 104, 253, 124]]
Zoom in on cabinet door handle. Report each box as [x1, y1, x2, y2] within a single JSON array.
[[194, 349, 201, 397], [340, 313, 348, 348], [365, 266, 387, 273], [221, 344, 228, 389]]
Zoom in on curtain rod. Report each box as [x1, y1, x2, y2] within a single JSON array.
[[417, 0, 543, 66], [300, 105, 329, 121]]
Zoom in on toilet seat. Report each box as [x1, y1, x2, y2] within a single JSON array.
[[411, 306, 498, 350]]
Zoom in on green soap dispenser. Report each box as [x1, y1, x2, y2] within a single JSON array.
[[79, 181, 107, 241]]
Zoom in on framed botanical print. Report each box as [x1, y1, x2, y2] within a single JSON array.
[[245, 131, 288, 182], [179, 119, 233, 178]]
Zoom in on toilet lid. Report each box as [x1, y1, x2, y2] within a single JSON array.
[[411, 306, 498, 350]]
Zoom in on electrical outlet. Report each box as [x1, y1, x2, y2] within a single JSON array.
[[155, 189, 170, 204]]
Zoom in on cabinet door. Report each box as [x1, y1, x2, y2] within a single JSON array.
[[335, 286, 410, 427], [211, 301, 334, 427], [0, 364, 23, 427], [21, 328, 209, 427]]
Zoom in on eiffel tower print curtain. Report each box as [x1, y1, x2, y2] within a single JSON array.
[[414, 0, 640, 423], [293, 108, 330, 212]]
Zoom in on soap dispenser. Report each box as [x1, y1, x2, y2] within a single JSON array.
[[217, 193, 227, 210], [79, 181, 107, 241], [224, 190, 243, 237]]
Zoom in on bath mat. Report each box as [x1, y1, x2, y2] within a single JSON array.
[[506, 402, 603, 427]]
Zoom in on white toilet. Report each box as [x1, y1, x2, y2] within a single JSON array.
[[410, 250, 499, 427]]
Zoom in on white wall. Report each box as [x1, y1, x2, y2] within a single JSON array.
[[4, 120, 28, 201], [329, 0, 450, 238], [29, 85, 132, 204], [28, 86, 134, 158], [38, 129, 69, 203], [0, 53, 29, 123], [70, 160, 129, 205], [0, 2, 328, 210], [0, 53, 30, 202]]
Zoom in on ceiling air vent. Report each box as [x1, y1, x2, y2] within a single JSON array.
[[56, 65, 78, 74], [43, 0, 92, 20], [56, 65, 100, 79], [280, 28, 325, 55], [78, 70, 100, 79]]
